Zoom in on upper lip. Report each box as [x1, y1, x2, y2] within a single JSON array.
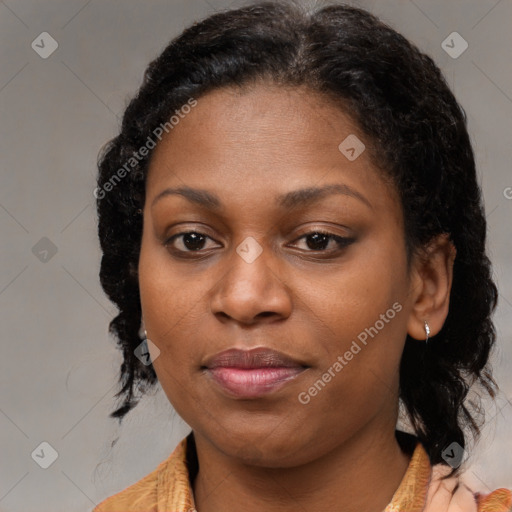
[[204, 347, 306, 369]]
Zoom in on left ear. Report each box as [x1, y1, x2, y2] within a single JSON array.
[[406, 233, 457, 341]]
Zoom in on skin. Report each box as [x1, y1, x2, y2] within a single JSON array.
[[138, 83, 456, 512]]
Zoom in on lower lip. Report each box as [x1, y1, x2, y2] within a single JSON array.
[[207, 367, 306, 399]]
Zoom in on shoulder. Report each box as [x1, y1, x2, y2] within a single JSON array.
[[92, 458, 165, 512], [425, 463, 512, 512], [93, 438, 188, 512], [475, 488, 512, 512]]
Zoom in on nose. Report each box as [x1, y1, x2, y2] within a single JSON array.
[[209, 238, 293, 325]]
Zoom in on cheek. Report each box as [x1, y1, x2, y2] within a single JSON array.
[[299, 242, 408, 391], [308, 252, 406, 339], [138, 247, 195, 392], [139, 237, 201, 329]]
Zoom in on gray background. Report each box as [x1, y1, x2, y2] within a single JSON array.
[[1, 0, 511, 510]]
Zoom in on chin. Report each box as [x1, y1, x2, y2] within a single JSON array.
[[212, 429, 318, 468]]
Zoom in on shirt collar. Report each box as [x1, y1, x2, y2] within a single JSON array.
[[158, 432, 432, 512]]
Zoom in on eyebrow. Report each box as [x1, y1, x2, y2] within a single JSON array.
[[151, 183, 372, 210]]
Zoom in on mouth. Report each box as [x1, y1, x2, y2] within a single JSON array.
[[203, 347, 309, 399]]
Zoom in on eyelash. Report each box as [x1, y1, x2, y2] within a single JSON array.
[[165, 229, 355, 257]]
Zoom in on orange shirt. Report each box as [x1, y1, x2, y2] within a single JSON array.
[[93, 433, 511, 512]]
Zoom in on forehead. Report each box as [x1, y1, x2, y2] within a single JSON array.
[[145, 83, 399, 216]]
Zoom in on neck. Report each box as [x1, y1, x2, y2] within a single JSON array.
[[192, 423, 412, 512]]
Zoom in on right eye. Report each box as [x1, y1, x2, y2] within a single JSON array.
[[165, 231, 221, 255]]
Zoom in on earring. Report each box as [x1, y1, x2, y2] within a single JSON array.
[[139, 317, 146, 339], [424, 321, 430, 344]]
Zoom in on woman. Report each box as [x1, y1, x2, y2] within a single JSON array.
[[93, 1, 511, 511]]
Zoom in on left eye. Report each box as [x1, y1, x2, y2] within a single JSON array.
[[290, 231, 354, 252]]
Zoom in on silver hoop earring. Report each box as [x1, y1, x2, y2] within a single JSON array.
[[424, 321, 430, 344], [138, 318, 145, 338]]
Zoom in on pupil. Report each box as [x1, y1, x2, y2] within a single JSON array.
[[184, 233, 205, 251], [307, 233, 329, 250]]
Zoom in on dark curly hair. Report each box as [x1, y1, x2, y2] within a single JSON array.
[[96, 0, 499, 476]]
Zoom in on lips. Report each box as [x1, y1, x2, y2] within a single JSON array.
[[203, 347, 308, 399], [205, 347, 305, 369]]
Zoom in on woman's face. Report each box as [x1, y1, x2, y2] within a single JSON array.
[[139, 84, 418, 467]]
